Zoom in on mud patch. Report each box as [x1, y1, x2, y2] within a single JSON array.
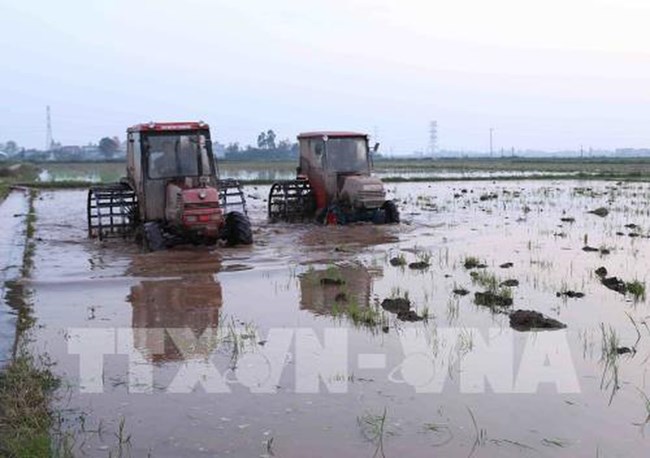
[[509, 310, 566, 331]]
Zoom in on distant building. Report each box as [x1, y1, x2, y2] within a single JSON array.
[[615, 148, 650, 157]]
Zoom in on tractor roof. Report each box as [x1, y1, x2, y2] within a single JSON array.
[[298, 131, 368, 139], [128, 121, 210, 133]]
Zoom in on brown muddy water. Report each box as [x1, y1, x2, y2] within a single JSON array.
[[26, 181, 650, 457]]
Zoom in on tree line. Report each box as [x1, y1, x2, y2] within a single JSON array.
[[224, 129, 298, 161]]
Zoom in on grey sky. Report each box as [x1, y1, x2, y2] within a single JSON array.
[[1, 0, 649, 153]]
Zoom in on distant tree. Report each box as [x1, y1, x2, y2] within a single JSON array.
[[277, 139, 292, 152], [257, 132, 267, 149], [4, 140, 18, 155], [265, 130, 276, 150], [98, 137, 119, 158], [225, 142, 241, 155]]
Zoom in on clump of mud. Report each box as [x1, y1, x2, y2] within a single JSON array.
[[380, 297, 424, 322], [500, 279, 519, 287], [499, 262, 513, 269], [588, 207, 609, 217], [389, 256, 407, 267], [509, 310, 566, 331], [408, 261, 430, 270], [464, 258, 487, 269], [556, 290, 585, 299], [381, 297, 409, 313], [595, 266, 608, 278], [474, 291, 513, 308], [601, 276, 627, 294], [453, 287, 469, 296]]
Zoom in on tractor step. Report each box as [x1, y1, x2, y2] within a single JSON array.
[[87, 182, 138, 239], [268, 179, 315, 222]]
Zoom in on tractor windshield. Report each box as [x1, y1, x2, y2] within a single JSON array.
[[147, 133, 210, 179], [326, 138, 369, 173]]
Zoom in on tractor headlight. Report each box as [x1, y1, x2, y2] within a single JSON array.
[[185, 215, 198, 223]]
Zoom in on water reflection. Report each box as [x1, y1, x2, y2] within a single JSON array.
[[299, 264, 382, 318], [128, 275, 222, 362]]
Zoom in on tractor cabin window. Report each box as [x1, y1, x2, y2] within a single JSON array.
[[326, 138, 369, 173], [147, 134, 206, 179]]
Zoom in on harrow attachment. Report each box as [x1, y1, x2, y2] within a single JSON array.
[[87, 182, 138, 239], [218, 179, 249, 216], [268, 179, 315, 222]]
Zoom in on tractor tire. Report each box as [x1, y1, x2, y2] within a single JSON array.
[[143, 222, 166, 252], [223, 211, 253, 246], [381, 200, 400, 224]]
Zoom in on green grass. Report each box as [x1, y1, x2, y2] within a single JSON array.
[[626, 280, 646, 301], [358, 407, 390, 458], [0, 163, 41, 201], [470, 271, 499, 291], [463, 256, 483, 269], [0, 353, 60, 457], [0, 185, 61, 458], [332, 299, 386, 329], [600, 324, 621, 404]]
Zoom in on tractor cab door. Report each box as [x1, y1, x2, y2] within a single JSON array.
[[324, 136, 371, 203], [141, 130, 216, 221]]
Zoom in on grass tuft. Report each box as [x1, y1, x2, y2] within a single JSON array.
[[626, 280, 646, 301], [0, 353, 60, 457]]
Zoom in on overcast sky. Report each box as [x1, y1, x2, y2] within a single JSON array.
[[2, 0, 650, 153]]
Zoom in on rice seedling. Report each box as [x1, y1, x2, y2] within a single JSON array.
[[358, 407, 390, 458], [463, 256, 484, 269], [599, 323, 621, 404]]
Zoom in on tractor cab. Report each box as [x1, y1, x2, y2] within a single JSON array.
[[127, 122, 223, 240], [297, 132, 386, 212]]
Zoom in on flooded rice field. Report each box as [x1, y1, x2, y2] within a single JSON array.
[[25, 180, 650, 456]]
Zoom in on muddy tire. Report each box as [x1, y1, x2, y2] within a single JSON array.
[[381, 200, 400, 224], [143, 222, 166, 251], [223, 211, 253, 246]]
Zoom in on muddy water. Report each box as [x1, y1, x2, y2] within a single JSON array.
[[0, 191, 27, 364], [29, 182, 650, 457]]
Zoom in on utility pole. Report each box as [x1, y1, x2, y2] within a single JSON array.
[[45, 105, 53, 151], [429, 120, 438, 158], [489, 127, 494, 157]]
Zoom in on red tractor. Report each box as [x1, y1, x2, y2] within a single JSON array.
[[87, 121, 252, 250], [268, 131, 399, 224]]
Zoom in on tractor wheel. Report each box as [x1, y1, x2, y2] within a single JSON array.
[[143, 222, 166, 251], [223, 211, 253, 246], [381, 200, 400, 224]]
